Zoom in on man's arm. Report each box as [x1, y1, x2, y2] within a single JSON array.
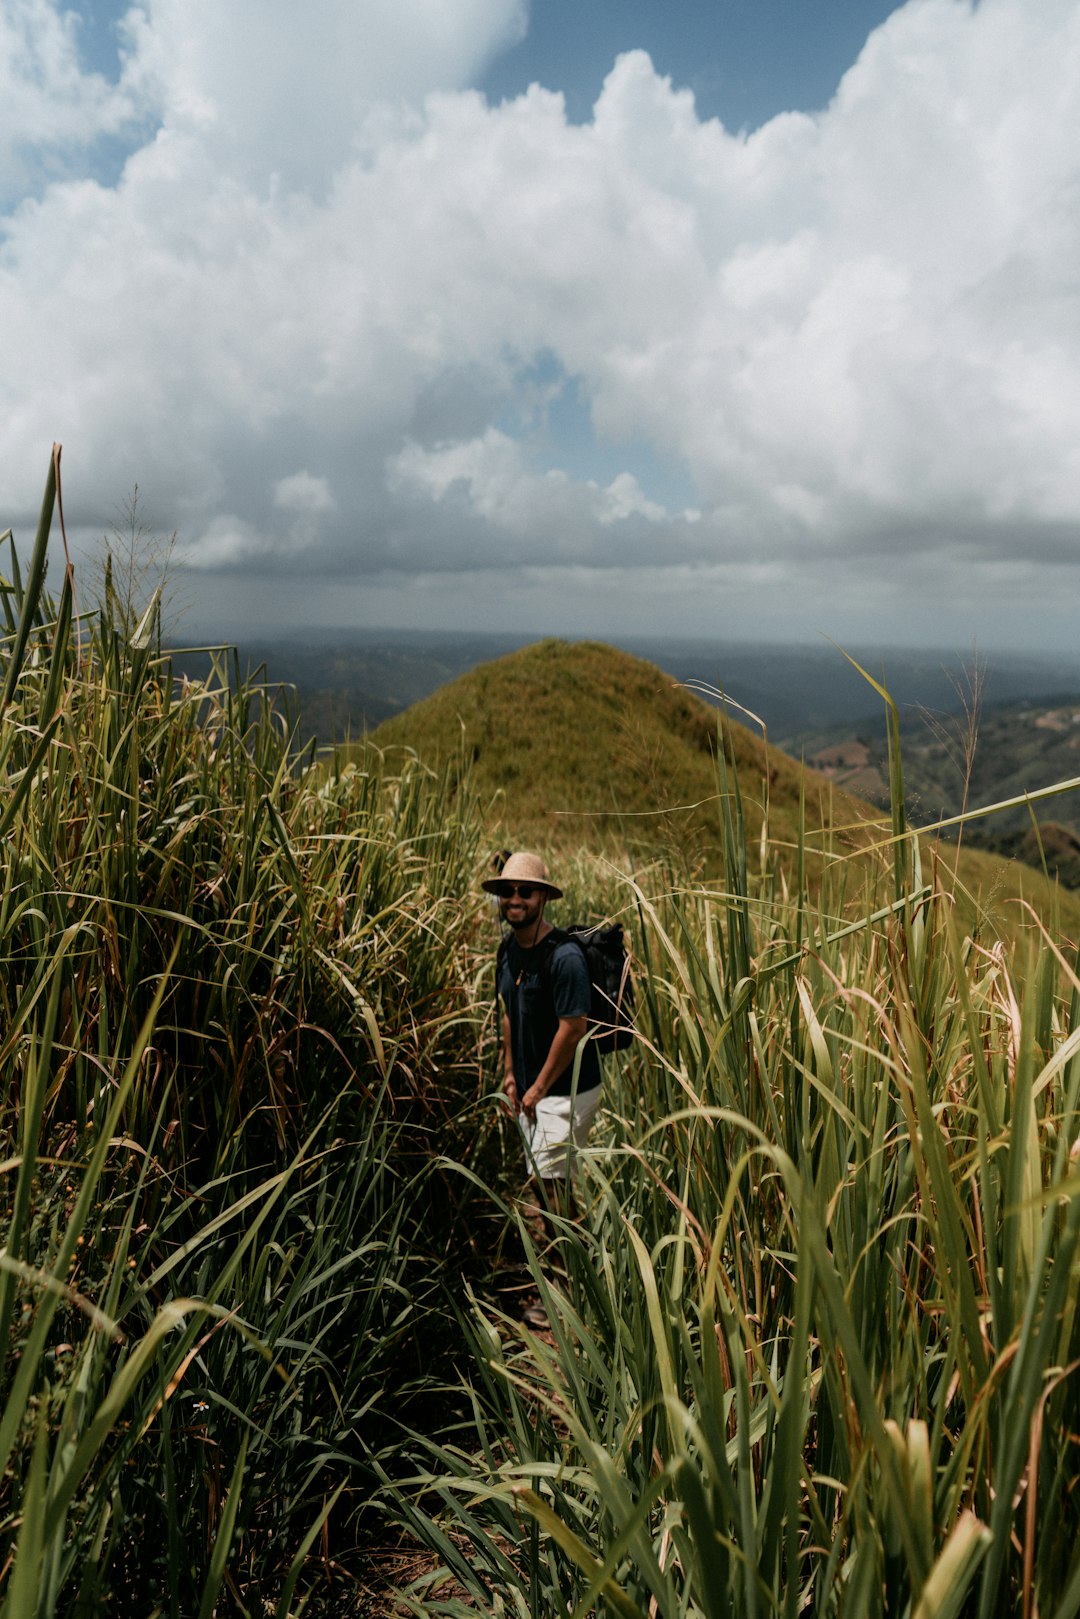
[[520, 1015, 588, 1121]]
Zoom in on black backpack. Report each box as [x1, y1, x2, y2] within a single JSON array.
[[498, 923, 636, 1056]]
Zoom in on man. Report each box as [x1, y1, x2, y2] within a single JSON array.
[[482, 851, 601, 1209]]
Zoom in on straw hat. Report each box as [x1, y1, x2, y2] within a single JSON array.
[[481, 850, 563, 899]]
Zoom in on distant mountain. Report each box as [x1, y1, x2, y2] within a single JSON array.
[[173, 626, 1080, 747], [794, 695, 1080, 826], [789, 693, 1080, 886], [167, 630, 533, 738], [621, 638, 1080, 746]]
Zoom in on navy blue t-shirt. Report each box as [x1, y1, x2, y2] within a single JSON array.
[[498, 930, 602, 1097]]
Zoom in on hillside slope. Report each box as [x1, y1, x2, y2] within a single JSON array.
[[360, 638, 1080, 939], [365, 639, 846, 863]]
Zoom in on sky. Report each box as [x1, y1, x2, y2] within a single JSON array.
[[2, 0, 1079, 651]]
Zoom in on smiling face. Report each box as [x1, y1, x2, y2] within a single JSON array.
[[497, 881, 548, 937]]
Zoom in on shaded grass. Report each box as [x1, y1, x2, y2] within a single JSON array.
[[0, 453, 505, 1614]]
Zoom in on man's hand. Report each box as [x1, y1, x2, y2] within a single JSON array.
[[520, 1082, 544, 1122], [503, 1073, 520, 1115], [522, 1016, 587, 1122]]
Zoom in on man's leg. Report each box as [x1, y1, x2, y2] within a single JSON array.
[[526, 1174, 572, 1250], [519, 1088, 601, 1297]]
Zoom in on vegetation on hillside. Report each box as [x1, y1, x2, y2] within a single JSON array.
[[167, 631, 530, 745], [1, 456, 1079, 1616], [363, 636, 1080, 941], [366, 636, 844, 866], [796, 691, 1080, 881]]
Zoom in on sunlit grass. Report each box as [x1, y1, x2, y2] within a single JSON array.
[[380, 726, 1080, 1618]]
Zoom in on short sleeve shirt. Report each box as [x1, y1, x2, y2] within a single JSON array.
[[498, 931, 602, 1097]]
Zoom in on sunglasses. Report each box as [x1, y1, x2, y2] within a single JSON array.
[[492, 882, 541, 900]]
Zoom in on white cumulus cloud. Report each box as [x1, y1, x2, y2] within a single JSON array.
[[0, 0, 145, 201], [391, 431, 671, 539], [121, 0, 527, 192], [1, 0, 1079, 648], [273, 471, 336, 515]]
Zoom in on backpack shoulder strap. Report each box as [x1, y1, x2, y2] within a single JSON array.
[[536, 926, 576, 969], [495, 931, 514, 1000], [535, 927, 589, 997]]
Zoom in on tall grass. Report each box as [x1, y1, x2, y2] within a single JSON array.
[[4, 451, 1080, 1615], [0, 453, 499, 1613], [384, 723, 1080, 1616]]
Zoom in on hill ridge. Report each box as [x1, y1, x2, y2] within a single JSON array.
[[358, 638, 1080, 939], [365, 637, 863, 863]]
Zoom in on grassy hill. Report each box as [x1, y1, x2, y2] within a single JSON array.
[[360, 638, 1080, 940], [364, 638, 852, 864]]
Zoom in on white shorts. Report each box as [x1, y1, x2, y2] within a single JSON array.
[[519, 1086, 602, 1182]]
